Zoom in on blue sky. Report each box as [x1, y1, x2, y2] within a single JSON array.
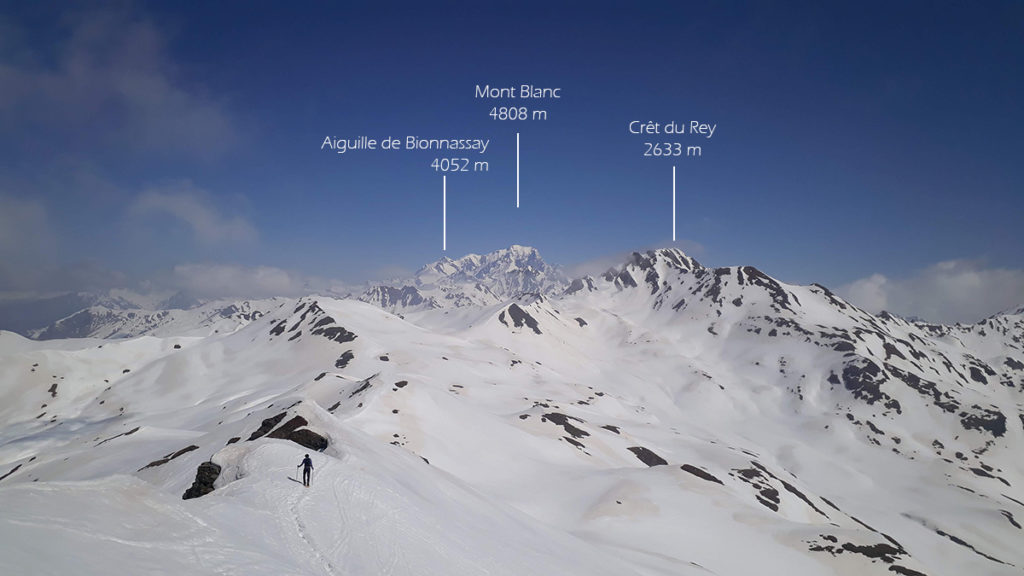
[[1, 2, 1022, 321]]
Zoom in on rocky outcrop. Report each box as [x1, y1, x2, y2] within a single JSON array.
[[268, 416, 329, 451], [182, 461, 221, 500], [249, 413, 329, 452]]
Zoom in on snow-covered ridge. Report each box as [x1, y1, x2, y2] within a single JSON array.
[[1, 246, 1023, 575], [29, 297, 286, 339]]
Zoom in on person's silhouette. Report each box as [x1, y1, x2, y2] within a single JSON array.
[[299, 454, 313, 487]]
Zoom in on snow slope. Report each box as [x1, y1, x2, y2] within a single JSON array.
[[1, 247, 1022, 575]]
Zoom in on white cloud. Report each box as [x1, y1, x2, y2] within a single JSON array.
[[168, 263, 350, 300], [0, 196, 57, 290], [0, 8, 233, 155], [842, 273, 889, 313], [130, 182, 257, 245], [838, 260, 1024, 324]]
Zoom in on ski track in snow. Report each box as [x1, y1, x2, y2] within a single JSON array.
[[288, 453, 408, 576], [289, 457, 341, 576]]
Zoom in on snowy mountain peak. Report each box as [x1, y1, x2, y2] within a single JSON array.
[[418, 245, 547, 279], [992, 304, 1024, 319], [362, 246, 568, 313], [624, 248, 703, 273]]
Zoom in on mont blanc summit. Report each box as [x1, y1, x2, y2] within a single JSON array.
[[1, 246, 1022, 576], [359, 244, 567, 313]]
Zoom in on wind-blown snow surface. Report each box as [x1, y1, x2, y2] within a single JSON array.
[[1, 248, 1023, 575]]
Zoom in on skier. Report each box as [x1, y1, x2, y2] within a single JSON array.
[[298, 454, 314, 487]]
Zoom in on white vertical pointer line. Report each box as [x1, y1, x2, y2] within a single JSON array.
[[516, 132, 520, 208], [672, 165, 676, 242], [443, 175, 447, 251]]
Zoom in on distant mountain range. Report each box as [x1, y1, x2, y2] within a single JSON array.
[[16, 245, 567, 339], [359, 244, 568, 312]]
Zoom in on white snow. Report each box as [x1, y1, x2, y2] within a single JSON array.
[[1, 247, 1022, 575]]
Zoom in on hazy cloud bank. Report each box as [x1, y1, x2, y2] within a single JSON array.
[[839, 260, 1024, 324]]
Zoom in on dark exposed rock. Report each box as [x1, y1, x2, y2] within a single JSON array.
[[311, 317, 357, 344], [287, 429, 329, 452], [248, 414, 330, 451], [270, 320, 287, 336], [616, 270, 638, 289], [741, 266, 793, 312], [542, 413, 589, 439], [821, 497, 841, 511], [267, 416, 309, 440], [757, 492, 780, 511], [1001, 510, 1021, 529], [361, 285, 426, 309], [394, 380, 408, 388], [681, 464, 723, 484], [812, 284, 849, 310], [139, 445, 199, 471], [933, 528, 1011, 565], [702, 268, 728, 304], [575, 317, 588, 327], [959, 406, 1007, 438], [95, 427, 140, 446], [643, 268, 661, 295], [564, 437, 586, 450], [182, 461, 221, 500], [1005, 357, 1024, 371], [969, 466, 1011, 486], [601, 424, 620, 434], [968, 367, 988, 384], [865, 420, 885, 435], [832, 341, 855, 353], [841, 542, 903, 562], [883, 342, 906, 361], [628, 446, 667, 467], [349, 378, 372, 398], [248, 412, 287, 441], [335, 350, 355, 369], [886, 364, 956, 413], [0, 464, 22, 482], [840, 359, 900, 413], [732, 463, 788, 513], [777, 476, 830, 519], [226, 437, 240, 445], [887, 566, 928, 576], [500, 304, 542, 334], [565, 277, 597, 295], [1004, 493, 1024, 507]]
